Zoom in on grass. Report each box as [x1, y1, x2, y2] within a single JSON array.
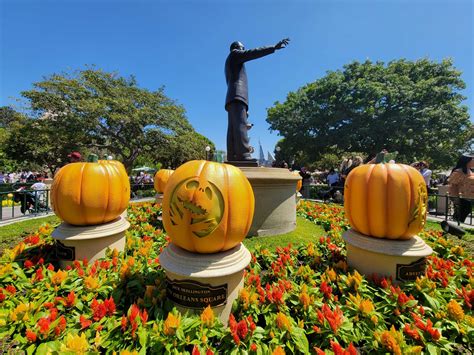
[[1, 209, 472, 256], [426, 219, 474, 255], [0, 215, 60, 254], [243, 216, 325, 252]]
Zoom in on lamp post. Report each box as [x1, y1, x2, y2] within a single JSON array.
[[205, 146, 211, 161]]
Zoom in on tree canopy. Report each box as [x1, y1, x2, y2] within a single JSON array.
[[3, 68, 214, 173], [267, 59, 472, 168]]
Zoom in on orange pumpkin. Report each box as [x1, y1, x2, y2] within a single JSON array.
[[154, 169, 174, 193], [293, 171, 302, 192], [52, 154, 130, 226], [162, 160, 254, 253], [344, 163, 427, 239]]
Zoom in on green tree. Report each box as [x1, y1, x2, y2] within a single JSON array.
[[267, 59, 472, 168], [10, 68, 212, 172]]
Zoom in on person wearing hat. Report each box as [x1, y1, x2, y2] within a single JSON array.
[[68, 152, 82, 163], [224, 38, 289, 162], [447, 153, 474, 223]]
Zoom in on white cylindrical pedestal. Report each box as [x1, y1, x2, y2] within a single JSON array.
[[159, 243, 251, 326], [52, 216, 130, 268], [240, 167, 300, 236], [155, 193, 164, 204], [343, 229, 433, 283]]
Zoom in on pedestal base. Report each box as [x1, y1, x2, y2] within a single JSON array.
[[155, 193, 164, 204], [52, 216, 130, 268], [240, 167, 300, 236], [343, 229, 433, 283], [159, 243, 251, 326]]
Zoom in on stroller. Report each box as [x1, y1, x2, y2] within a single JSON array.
[[13, 185, 49, 214]]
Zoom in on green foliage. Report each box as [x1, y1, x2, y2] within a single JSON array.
[[3, 68, 214, 173], [1, 201, 472, 353], [267, 59, 472, 168]]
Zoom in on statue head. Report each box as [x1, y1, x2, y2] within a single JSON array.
[[230, 41, 244, 51]]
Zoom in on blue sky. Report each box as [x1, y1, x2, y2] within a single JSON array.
[[1, 0, 472, 157]]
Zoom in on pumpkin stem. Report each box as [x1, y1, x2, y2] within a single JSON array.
[[375, 152, 386, 164], [88, 154, 99, 163]]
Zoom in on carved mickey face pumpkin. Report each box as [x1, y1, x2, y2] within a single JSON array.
[[172, 177, 224, 237], [162, 160, 254, 253]]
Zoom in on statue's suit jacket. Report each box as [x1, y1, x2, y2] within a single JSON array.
[[225, 46, 276, 110]]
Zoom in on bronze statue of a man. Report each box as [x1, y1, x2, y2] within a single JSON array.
[[225, 38, 290, 162]]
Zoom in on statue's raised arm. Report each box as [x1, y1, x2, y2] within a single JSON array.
[[275, 38, 290, 50]]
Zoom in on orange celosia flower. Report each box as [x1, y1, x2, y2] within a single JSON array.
[[299, 291, 311, 310], [120, 350, 139, 355], [201, 305, 215, 327], [163, 312, 180, 335], [345, 270, 363, 290], [380, 326, 402, 355], [10, 303, 31, 321], [326, 268, 337, 282], [84, 276, 99, 290], [275, 312, 292, 331], [359, 299, 375, 315], [239, 288, 251, 309], [272, 346, 286, 355], [51, 270, 68, 285], [447, 299, 464, 322]]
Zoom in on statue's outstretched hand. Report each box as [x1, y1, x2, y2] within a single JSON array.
[[275, 38, 290, 50]]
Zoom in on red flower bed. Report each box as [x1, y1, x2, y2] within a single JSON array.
[[0, 201, 472, 354]]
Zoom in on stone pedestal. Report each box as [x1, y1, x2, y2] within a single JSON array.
[[343, 229, 433, 283], [155, 193, 164, 204], [52, 216, 130, 268], [240, 167, 301, 236], [159, 243, 251, 326]]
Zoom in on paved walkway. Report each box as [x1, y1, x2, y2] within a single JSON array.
[[427, 215, 474, 231], [2, 197, 472, 233], [0, 197, 156, 227]]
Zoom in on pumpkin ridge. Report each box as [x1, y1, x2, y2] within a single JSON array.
[[51, 168, 65, 220], [344, 170, 355, 230], [79, 163, 86, 225], [400, 164, 413, 236], [103, 164, 110, 223], [384, 164, 390, 238], [245, 172, 254, 237], [365, 164, 375, 236]]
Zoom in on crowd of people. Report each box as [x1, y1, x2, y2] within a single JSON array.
[[3, 148, 474, 224], [0, 171, 49, 184]]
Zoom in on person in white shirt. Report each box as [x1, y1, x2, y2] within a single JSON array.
[[30, 175, 48, 207], [419, 161, 432, 188]]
